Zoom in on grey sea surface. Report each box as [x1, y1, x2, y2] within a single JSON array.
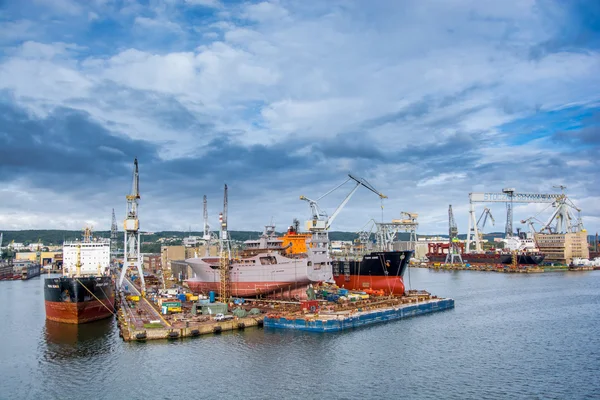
[[1, 268, 599, 400]]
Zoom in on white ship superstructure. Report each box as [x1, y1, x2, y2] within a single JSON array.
[[63, 228, 111, 277]]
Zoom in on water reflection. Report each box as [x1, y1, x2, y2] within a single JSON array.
[[42, 319, 116, 361]]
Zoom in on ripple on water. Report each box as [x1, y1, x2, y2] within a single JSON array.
[[1, 270, 600, 400]]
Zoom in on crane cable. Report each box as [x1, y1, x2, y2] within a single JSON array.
[[75, 277, 116, 316]]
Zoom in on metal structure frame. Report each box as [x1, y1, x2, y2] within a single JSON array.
[[118, 158, 145, 295], [445, 205, 463, 264], [466, 191, 562, 253], [374, 212, 419, 252], [219, 184, 231, 302], [202, 195, 216, 257], [300, 174, 387, 233], [110, 208, 118, 262]]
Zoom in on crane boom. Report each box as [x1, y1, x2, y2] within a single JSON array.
[[300, 174, 386, 232], [348, 174, 387, 199]]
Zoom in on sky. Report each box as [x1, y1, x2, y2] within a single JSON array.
[[0, 0, 599, 235]]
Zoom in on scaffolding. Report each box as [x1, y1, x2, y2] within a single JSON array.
[[218, 184, 231, 303], [219, 250, 230, 303]]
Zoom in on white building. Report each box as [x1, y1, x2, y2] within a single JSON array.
[[27, 243, 44, 251], [63, 239, 111, 277], [330, 240, 353, 254]]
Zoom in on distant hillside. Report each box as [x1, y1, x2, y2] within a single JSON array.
[[0, 230, 597, 247]]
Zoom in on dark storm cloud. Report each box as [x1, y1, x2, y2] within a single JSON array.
[[0, 100, 158, 189], [528, 0, 600, 60], [553, 125, 600, 146], [90, 83, 214, 132], [361, 87, 490, 132], [142, 135, 325, 199], [312, 134, 388, 162]]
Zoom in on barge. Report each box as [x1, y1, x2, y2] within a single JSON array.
[[263, 289, 454, 332]]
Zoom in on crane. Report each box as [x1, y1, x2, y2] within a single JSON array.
[[300, 174, 387, 232], [35, 238, 42, 265], [118, 158, 145, 295], [475, 207, 495, 251], [445, 205, 463, 264], [110, 208, 118, 263], [520, 216, 543, 235], [539, 194, 582, 234], [202, 195, 215, 256], [219, 184, 231, 302]]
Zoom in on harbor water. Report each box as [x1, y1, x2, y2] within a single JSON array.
[[1, 270, 599, 400]]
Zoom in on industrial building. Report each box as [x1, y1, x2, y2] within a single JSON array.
[[534, 232, 589, 265], [15, 251, 61, 267], [143, 254, 162, 273]]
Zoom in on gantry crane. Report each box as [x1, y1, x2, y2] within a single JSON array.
[[118, 158, 145, 296], [466, 190, 563, 253]]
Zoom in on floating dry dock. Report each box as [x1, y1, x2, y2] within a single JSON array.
[[264, 293, 454, 332]]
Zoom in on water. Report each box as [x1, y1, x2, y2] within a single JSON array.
[[1, 269, 599, 400]]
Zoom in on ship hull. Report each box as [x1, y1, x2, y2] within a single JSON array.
[[186, 251, 332, 297], [187, 280, 310, 297], [22, 264, 41, 280], [426, 253, 545, 265], [44, 276, 114, 324], [332, 251, 412, 296]]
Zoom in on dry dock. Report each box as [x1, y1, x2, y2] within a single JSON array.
[[116, 276, 452, 339], [264, 291, 454, 332], [116, 277, 267, 341], [413, 263, 546, 273]]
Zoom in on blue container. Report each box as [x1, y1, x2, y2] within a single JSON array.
[[209, 291, 215, 303], [327, 294, 340, 302], [338, 289, 349, 296], [177, 294, 186, 302]]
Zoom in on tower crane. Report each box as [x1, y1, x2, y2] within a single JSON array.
[[300, 174, 387, 232], [202, 195, 215, 256], [118, 158, 145, 296], [219, 184, 231, 302], [110, 208, 118, 264]]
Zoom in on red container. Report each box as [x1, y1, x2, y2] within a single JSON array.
[[300, 300, 319, 313]]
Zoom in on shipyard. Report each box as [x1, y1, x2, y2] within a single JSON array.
[[2, 2, 600, 398], [2, 160, 598, 342], [105, 161, 454, 341]]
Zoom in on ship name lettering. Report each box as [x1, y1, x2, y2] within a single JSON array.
[[47, 285, 59, 288]]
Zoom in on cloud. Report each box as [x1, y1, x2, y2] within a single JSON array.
[[0, 0, 599, 235], [185, 0, 222, 8]]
